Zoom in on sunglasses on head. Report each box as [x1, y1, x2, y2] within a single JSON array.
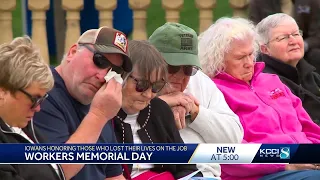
[[19, 89, 48, 109], [129, 75, 166, 93], [167, 65, 199, 76], [80, 44, 124, 74]]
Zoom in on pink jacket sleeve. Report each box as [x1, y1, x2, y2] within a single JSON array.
[[283, 85, 320, 143]]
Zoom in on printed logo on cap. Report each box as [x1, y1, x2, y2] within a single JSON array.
[[179, 34, 193, 50], [113, 32, 128, 53]]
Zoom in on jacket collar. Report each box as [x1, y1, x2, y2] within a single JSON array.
[[0, 117, 38, 141], [0, 117, 13, 133], [0, 118, 65, 180], [297, 58, 317, 77], [215, 62, 265, 84], [261, 53, 316, 84]]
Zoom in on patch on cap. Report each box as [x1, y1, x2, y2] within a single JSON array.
[[180, 34, 193, 50], [113, 32, 128, 53]]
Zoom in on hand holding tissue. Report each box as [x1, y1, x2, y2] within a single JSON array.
[[104, 68, 123, 84]]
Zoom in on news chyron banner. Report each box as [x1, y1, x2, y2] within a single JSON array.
[[0, 144, 319, 164]]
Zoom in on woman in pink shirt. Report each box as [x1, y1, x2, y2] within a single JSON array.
[[198, 17, 320, 180]]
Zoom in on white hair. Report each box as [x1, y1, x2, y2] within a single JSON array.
[[198, 17, 258, 77], [256, 13, 297, 45]]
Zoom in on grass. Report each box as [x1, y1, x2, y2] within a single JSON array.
[[12, 0, 234, 64], [12, 0, 23, 37]]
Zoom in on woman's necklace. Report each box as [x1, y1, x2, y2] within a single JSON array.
[[116, 104, 153, 143]]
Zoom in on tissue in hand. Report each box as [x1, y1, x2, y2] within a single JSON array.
[[104, 68, 123, 84]]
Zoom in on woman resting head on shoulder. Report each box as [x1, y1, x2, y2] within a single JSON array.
[[0, 36, 64, 180], [198, 17, 320, 180], [113, 40, 202, 180]]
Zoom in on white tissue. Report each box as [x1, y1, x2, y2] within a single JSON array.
[[104, 68, 123, 84]]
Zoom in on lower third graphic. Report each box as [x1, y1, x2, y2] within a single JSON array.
[[280, 147, 290, 159]]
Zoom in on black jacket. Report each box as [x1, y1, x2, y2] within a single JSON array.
[[0, 118, 65, 180], [293, 0, 320, 50], [113, 98, 202, 179], [259, 54, 320, 124], [249, 0, 281, 25]]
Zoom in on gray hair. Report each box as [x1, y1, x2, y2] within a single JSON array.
[[256, 13, 297, 45], [123, 40, 168, 83], [0, 36, 54, 93], [198, 17, 258, 77]]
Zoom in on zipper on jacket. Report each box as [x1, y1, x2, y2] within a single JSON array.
[[219, 67, 297, 142], [289, 134, 298, 143], [0, 122, 66, 180], [247, 83, 286, 134], [31, 120, 66, 180], [249, 85, 254, 91]]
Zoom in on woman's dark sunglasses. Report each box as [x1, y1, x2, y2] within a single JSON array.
[[19, 89, 48, 109], [129, 75, 166, 93], [168, 65, 199, 76], [80, 44, 124, 74]]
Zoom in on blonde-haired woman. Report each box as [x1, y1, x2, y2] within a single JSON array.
[[0, 36, 65, 180]]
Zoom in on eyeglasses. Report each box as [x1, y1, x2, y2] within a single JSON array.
[[167, 65, 199, 76], [80, 44, 124, 74], [19, 89, 48, 109], [129, 75, 166, 93], [267, 30, 303, 44]]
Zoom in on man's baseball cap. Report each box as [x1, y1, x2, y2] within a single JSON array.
[[148, 22, 201, 68], [77, 26, 132, 72]]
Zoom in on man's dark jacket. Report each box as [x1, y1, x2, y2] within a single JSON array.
[[293, 0, 320, 50], [249, 0, 281, 24]]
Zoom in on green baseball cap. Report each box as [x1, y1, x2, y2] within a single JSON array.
[[148, 22, 201, 68]]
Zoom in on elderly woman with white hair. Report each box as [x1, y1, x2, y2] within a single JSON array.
[[256, 13, 320, 125], [199, 17, 320, 180]]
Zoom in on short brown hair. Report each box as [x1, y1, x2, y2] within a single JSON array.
[[125, 40, 168, 82]]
